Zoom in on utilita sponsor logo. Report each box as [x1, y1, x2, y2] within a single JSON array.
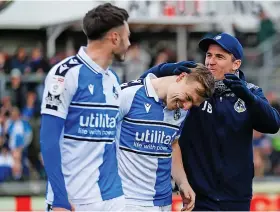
[[135, 130, 176, 145], [79, 113, 116, 128]]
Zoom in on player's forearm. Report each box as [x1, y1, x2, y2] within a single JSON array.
[[40, 114, 71, 210], [171, 141, 189, 187]]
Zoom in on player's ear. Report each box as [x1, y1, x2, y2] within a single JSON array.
[[111, 31, 120, 46], [232, 59, 241, 72]]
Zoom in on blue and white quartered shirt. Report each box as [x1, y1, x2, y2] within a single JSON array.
[[6, 119, 32, 150], [41, 47, 123, 205], [116, 74, 188, 206]]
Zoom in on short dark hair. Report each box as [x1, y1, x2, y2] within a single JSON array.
[[187, 63, 215, 99], [83, 3, 129, 40]]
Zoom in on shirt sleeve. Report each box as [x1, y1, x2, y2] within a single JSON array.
[[118, 84, 142, 122], [41, 65, 79, 119], [40, 61, 80, 210], [40, 114, 71, 210]]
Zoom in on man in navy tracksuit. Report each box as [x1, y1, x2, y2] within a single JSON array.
[[178, 33, 280, 211], [142, 32, 280, 210]]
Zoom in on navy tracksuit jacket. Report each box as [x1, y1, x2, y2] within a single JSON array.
[[179, 71, 280, 210]]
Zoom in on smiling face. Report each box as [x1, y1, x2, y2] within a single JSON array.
[[205, 44, 241, 80], [165, 65, 215, 111], [166, 79, 205, 111]]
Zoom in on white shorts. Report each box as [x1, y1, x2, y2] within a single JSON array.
[[125, 204, 171, 212], [46, 195, 125, 211]]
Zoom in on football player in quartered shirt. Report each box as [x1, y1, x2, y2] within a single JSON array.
[[40, 3, 131, 211], [116, 65, 215, 211]]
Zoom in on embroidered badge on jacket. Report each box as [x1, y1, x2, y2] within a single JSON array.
[[234, 98, 246, 113]]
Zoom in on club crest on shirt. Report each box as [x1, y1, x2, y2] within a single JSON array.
[[234, 98, 246, 113], [113, 85, 119, 99], [174, 109, 181, 120], [45, 93, 62, 111]]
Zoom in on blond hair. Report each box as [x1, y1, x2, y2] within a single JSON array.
[[186, 63, 215, 99]]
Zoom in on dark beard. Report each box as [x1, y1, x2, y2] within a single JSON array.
[[113, 53, 125, 62]]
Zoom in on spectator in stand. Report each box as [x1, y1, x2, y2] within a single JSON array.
[[6, 107, 33, 181], [0, 103, 15, 182], [9, 47, 30, 74], [0, 51, 10, 74], [29, 48, 49, 107], [29, 48, 50, 74], [21, 91, 36, 120], [9, 68, 27, 111], [0, 147, 13, 182], [269, 101, 280, 175], [253, 130, 272, 177], [149, 47, 176, 68], [0, 95, 12, 120], [153, 49, 169, 66], [257, 9, 276, 44], [49, 52, 67, 66], [124, 42, 151, 81]]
